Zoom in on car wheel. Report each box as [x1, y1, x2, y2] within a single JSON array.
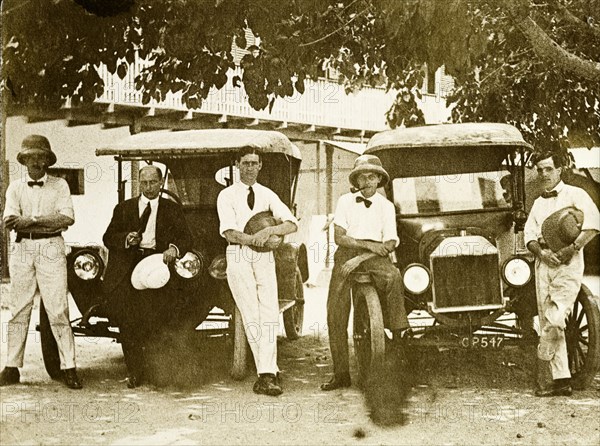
[[230, 306, 250, 380], [567, 284, 600, 390], [283, 267, 304, 340], [353, 283, 385, 387], [39, 302, 63, 380]]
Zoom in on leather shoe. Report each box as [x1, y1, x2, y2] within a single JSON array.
[[535, 379, 572, 397], [0, 367, 20, 386], [253, 374, 283, 396], [320, 374, 351, 391], [63, 368, 82, 389]]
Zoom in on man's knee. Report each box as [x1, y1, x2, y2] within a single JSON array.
[[538, 325, 563, 360]]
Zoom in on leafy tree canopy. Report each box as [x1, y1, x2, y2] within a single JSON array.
[[2, 0, 599, 151]]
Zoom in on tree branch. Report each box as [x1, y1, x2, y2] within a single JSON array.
[[506, 1, 600, 82], [299, 8, 370, 47], [552, 0, 600, 41]]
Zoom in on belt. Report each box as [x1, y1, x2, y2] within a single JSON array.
[[15, 232, 62, 242]]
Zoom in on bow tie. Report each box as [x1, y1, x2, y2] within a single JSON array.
[[27, 181, 44, 187], [541, 190, 558, 199], [356, 196, 372, 208]]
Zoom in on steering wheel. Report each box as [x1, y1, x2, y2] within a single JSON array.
[[160, 188, 183, 205]]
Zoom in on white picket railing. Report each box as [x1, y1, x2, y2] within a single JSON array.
[[96, 61, 450, 131]]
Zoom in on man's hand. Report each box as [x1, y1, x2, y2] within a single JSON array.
[[341, 252, 378, 279], [163, 246, 178, 265], [5, 216, 35, 231], [4, 215, 20, 230], [126, 232, 142, 247], [383, 240, 396, 254], [556, 245, 577, 265], [367, 241, 390, 257], [539, 249, 561, 268], [252, 228, 272, 247]]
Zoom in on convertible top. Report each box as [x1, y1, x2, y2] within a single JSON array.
[[366, 123, 533, 153], [97, 129, 302, 159]]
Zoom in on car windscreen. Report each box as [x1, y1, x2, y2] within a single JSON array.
[[392, 169, 512, 215]]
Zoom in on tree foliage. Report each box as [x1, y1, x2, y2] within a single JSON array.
[[2, 0, 599, 150]]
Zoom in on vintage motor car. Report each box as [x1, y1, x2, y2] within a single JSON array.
[[350, 123, 599, 388], [38, 129, 309, 381]]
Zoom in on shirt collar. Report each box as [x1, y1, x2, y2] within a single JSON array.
[[353, 191, 379, 201], [140, 195, 159, 206], [546, 181, 565, 194], [235, 181, 258, 191], [26, 173, 48, 184]]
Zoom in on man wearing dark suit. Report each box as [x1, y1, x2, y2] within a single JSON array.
[[102, 165, 192, 388]]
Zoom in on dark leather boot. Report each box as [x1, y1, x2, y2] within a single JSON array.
[[0, 367, 20, 386], [64, 368, 82, 389], [253, 374, 283, 396]]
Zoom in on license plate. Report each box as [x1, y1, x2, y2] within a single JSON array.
[[459, 335, 505, 349]]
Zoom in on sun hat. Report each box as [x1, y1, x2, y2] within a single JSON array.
[[131, 254, 171, 290], [541, 207, 584, 252], [348, 154, 389, 189], [17, 135, 57, 166]]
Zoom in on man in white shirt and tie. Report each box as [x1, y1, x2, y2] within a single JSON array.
[[217, 148, 298, 396], [1, 135, 81, 389]]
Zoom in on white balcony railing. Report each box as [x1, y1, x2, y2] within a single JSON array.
[[96, 61, 451, 132]]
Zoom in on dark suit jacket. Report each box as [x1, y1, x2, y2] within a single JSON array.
[[102, 196, 192, 293]]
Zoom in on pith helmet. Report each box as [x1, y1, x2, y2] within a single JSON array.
[[131, 254, 171, 290], [348, 154, 389, 189], [541, 207, 584, 252], [17, 135, 57, 166]]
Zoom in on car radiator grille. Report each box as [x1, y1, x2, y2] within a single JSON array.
[[431, 254, 503, 312]]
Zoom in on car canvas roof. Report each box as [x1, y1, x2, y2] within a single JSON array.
[[365, 123, 533, 153], [96, 129, 302, 159]]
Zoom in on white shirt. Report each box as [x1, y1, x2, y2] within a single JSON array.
[[334, 191, 399, 246], [217, 181, 297, 236], [4, 174, 74, 227], [524, 181, 600, 252], [139, 195, 159, 249]]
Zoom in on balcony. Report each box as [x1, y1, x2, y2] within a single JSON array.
[[94, 61, 450, 140]]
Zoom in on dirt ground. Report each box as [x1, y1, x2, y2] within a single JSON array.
[[1, 281, 599, 446]]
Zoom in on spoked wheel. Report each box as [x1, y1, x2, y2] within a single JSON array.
[[352, 283, 385, 386], [39, 302, 63, 380], [230, 306, 250, 380], [566, 284, 600, 390], [283, 267, 305, 340]]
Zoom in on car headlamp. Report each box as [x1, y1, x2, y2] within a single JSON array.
[[73, 251, 103, 281], [174, 251, 203, 279], [402, 263, 431, 294], [208, 254, 227, 280], [502, 257, 532, 287]]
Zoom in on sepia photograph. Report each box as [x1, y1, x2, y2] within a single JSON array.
[[1, 1, 599, 444]]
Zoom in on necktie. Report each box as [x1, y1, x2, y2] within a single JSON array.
[[27, 181, 44, 187], [247, 186, 255, 210], [541, 190, 558, 199], [356, 196, 372, 208], [138, 202, 152, 235]]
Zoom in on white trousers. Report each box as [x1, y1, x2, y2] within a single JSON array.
[[6, 237, 76, 370], [535, 254, 584, 380], [226, 245, 279, 375]]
